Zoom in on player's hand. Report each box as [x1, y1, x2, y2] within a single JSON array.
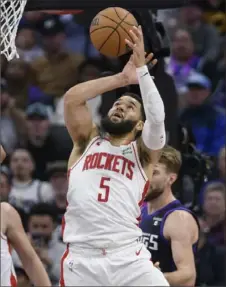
[[121, 52, 157, 85], [125, 26, 149, 68]]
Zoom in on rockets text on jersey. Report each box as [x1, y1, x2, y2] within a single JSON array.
[[62, 136, 150, 249]]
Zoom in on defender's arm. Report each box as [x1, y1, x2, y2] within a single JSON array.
[[163, 210, 199, 286]]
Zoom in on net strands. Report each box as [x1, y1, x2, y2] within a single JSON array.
[[1, 0, 27, 61]]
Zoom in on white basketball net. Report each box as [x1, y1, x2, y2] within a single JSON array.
[[1, 0, 27, 61]]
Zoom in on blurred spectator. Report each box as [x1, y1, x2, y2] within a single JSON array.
[[217, 146, 226, 182], [0, 166, 11, 202], [8, 149, 53, 214], [16, 24, 44, 62], [15, 267, 32, 287], [53, 57, 111, 125], [166, 28, 201, 95], [31, 16, 84, 100], [4, 59, 47, 109], [13, 203, 65, 285], [47, 161, 68, 226], [24, 103, 72, 180], [0, 80, 27, 154], [197, 0, 226, 35], [202, 182, 225, 246], [179, 4, 220, 61], [180, 73, 226, 156], [195, 215, 225, 286]]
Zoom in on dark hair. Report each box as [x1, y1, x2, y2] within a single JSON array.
[[29, 203, 57, 222], [123, 92, 146, 121]]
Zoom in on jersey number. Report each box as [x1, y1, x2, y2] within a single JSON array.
[[98, 177, 110, 203]]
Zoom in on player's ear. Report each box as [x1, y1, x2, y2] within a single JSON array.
[[169, 173, 177, 185], [135, 120, 144, 132]]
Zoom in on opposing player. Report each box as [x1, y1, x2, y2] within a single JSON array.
[[0, 146, 51, 287], [61, 26, 168, 286], [140, 146, 199, 286]]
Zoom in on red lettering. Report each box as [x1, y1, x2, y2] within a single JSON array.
[[121, 157, 127, 175], [126, 161, 135, 180], [83, 155, 92, 170], [90, 153, 99, 169], [97, 152, 107, 169], [104, 154, 115, 170], [112, 155, 120, 173]]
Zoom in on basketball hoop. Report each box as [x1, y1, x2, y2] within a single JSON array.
[[1, 0, 27, 61]]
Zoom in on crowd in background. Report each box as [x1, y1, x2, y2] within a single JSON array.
[[0, 1, 225, 286]]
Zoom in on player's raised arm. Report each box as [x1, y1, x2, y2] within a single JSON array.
[[3, 203, 51, 286], [64, 72, 127, 145], [163, 210, 199, 286], [125, 26, 166, 163], [0, 145, 6, 163]]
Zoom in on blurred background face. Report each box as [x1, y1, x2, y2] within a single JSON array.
[[180, 5, 203, 24], [26, 117, 49, 145], [171, 29, 194, 61], [42, 33, 65, 53], [203, 190, 226, 217], [16, 28, 36, 49], [10, 149, 34, 180], [145, 163, 176, 201], [50, 172, 68, 199], [0, 173, 10, 202], [28, 215, 54, 243], [78, 64, 101, 83], [5, 59, 28, 81], [186, 87, 210, 106]]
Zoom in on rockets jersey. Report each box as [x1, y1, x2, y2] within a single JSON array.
[[63, 136, 150, 249], [140, 200, 199, 272], [1, 233, 17, 287]]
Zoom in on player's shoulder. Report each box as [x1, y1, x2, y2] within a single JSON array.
[[1, 202, 19, 220], [165, 209, 198, 230]]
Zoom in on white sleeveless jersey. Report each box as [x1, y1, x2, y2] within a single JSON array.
[[63, 136, 150, 249], [1, 233, 17, 287]]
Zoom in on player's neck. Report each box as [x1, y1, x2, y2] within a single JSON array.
[[107, 134, 134, 146], [147, 191, 176, 214]]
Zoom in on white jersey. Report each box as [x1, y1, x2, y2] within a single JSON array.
[[63, 136, 150, 249], [1, 233, 17, 287]]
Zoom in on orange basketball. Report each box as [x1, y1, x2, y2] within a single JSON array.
[[90, 7, 138, 57]]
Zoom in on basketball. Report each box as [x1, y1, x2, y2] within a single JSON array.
[[90, 7, 138, 57]]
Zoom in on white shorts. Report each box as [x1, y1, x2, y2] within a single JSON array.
[[60, 242, 169, 286]]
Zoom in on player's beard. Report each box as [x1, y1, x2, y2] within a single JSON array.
[[101, 115, 137, 136], [144, 186, 165, 202]]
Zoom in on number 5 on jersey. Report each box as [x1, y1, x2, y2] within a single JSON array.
[[98, 177, 110, 202]]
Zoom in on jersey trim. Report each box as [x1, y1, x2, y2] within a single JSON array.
[[60, 244, 69, 287], [136, 180, 150, 225], [131, 142, 148, 182], [1, 232, 7, 240], [69, 136, 100, 171]]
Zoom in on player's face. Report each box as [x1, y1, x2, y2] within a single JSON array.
[[145, 163, 176, 201], [10, 150, 34, 179], [101, 96, 143, 136]]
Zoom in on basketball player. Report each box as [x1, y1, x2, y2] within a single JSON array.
[[61, 26, 168, 286], [0, 146, 51, 286], [140, 146, 199, 286]]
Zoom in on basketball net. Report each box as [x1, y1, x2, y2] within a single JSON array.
[[1, 0, 27, 61]]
